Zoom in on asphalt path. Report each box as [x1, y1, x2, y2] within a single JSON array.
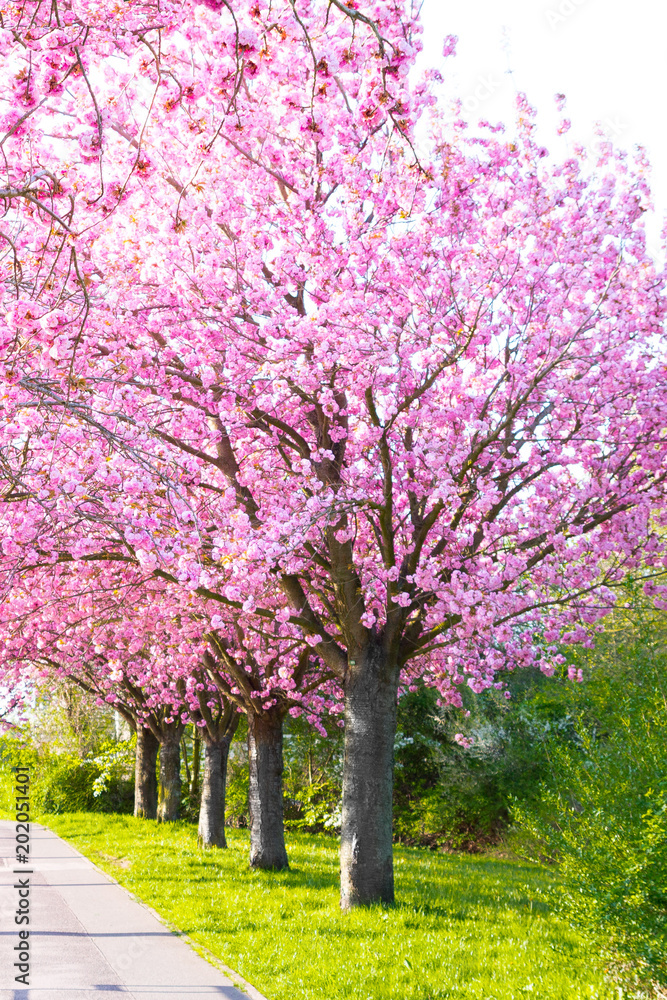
[[0, 819, 266, 1000]]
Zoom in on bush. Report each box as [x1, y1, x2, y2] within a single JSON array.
[[0, 733, 135, 816], [514, 617, 667, 995], [282, 713, 343, 833], [225, 715, 250, 828], [392, 676, 568, 851]]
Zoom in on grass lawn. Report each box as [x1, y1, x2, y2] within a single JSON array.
[[43, 813, 613, 1000]]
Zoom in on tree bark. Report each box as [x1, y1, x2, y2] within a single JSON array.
[[134, 726, 159, 819], [340, 646, 399, 909], [198, 734, 233, 848], [247, 707, 289, 870], [157, 737, 182, 822]]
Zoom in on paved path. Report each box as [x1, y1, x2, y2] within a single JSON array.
[[0, 820, 266, 1000]]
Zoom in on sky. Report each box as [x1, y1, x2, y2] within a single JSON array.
[[418, 0, 667, 255]]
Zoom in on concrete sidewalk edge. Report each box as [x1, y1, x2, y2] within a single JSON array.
[[39, 821, 271, 1000]]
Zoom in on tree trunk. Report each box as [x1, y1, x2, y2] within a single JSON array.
[[247, 707, 289, 870], [340, 647, 399, 909], [134, 726, 159, 819], [198, 735, 233, 848], [157, 738, 181, 822]]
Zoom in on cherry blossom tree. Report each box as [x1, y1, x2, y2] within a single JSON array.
[[198, 628, 337, 865], [186, 679, 239, 849]]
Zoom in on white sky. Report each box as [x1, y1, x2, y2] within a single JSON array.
[[418, 0, 667, 255]]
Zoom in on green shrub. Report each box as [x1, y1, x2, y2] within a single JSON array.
[[284, 780, 342, 831], [514, 622, 667, 994], [392, 678, 565, 850], [0, 733, 135, 816], [225, 717, 250, 828], [87, 737, 136, 813], [282, 713, 344, 834]]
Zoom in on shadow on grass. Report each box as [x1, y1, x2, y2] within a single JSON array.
[[124, 859, 342, 904], [396, 896, 551, 922]]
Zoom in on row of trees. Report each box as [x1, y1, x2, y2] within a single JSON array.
[[2, 591, 664, 995], [1, 0, 667, 907]]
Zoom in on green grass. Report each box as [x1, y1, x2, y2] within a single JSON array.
[[43, 813, 614, 1000]]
